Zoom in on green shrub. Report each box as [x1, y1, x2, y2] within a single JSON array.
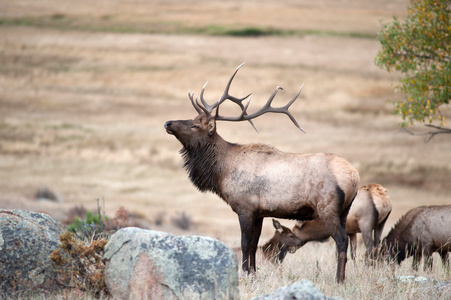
[[67, 210, 109, 240]]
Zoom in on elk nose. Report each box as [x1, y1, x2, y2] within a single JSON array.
[[164, 121, 172, 129]]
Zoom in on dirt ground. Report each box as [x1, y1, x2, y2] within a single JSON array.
[[0, 0, 450, 245]]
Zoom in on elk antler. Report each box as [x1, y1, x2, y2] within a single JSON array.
[[188, 63, 306, 133]]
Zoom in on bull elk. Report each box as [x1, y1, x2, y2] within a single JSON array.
[[164, 64, 360, 283], [233, 219, 303, 265], [382, 205, 451, 270], [292, 184, 392, 260]]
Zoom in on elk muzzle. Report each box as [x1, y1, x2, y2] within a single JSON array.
[[164, 121, 174, 135]]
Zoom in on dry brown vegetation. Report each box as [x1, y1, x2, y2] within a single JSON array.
[[0, 0, 450, 298]]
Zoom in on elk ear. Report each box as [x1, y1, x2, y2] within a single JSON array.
[[207, 119, 216, 135], [273, 219, 283, 232]]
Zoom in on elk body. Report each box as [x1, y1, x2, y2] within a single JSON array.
[[382, 205, 451, 270], [233, 219, 303, 265], [164, 64, 360, 283], [292, 184, 392, 260]]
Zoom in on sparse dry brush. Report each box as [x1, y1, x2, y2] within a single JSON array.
[[50, 231, 109, 298]]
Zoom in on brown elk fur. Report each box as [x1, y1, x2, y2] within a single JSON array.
[[233, 219, 304, 265], [292, 184, 392, 260], [382, 205, 451, 270], [164, 67, 360, 283]]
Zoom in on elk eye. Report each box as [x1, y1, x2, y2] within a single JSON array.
[[191, 124, 200, 129]]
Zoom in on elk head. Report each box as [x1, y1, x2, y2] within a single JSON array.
[[164, 63, 305, 149], [272, 219, 305, 254]]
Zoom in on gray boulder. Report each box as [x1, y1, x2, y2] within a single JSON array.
[[252, 279, 342, 300], [0, 209, 63, 297], [104, 227, 239, 300]]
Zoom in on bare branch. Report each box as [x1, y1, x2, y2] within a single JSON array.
[[403, 124, 451, 142]]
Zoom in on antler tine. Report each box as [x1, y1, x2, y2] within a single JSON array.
[[213, 63, 259, 130], [199, 82, 216, 114], [196, 63, 257, 130], [215, 62, 246, 107], [196, 63, 250, 118], [229, 95, 260, 133], [277, 84, 306, 133], [188, 90, 202, 114], [216, 84, 306, 133], [188, 90, 209, 116]]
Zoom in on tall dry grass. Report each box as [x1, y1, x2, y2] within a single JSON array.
[[239, 241, 450, 299]]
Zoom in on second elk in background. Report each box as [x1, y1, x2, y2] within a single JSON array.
[[293, 184, 392, 260]]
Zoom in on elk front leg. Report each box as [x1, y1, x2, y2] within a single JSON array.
[[422, 249, 433, 271], [249, 217, 264, 272], [412, 247, 422, 271], [238, 213, 262, 273]]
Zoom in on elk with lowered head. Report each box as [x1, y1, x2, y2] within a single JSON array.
[[164, 64, 360, 283], [292, 183, 392, 260], [382, 205, 451, 271], [233, 219, 303, 265]]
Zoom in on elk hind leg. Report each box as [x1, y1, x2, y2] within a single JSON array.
[[360, 224, 376, 263], [374, 213, 390, 248], [373, 213, 390, 260], [348, 234, 357, 261], [320, 188, 351, 283], [321, 213, 348, 283], [331, 226, 348, 283]]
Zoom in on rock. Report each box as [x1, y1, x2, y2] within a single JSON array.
[[252, 279, 342, 300], [440, 281, 451, 298], [0, 209, 64, 297], [395, 275, 430, 283], [104, 227, 239, 300]]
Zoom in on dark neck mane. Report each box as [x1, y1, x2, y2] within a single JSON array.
[[385, 207, 422, 243], [180, 134, 232, 196]]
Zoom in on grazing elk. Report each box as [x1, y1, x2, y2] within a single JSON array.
[[233, 219, 303, 265], [164, 64, 360, 283], [292, 184, 392, 260], [382, 205, 451, 271]]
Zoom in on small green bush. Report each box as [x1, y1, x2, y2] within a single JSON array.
[[67, 211, 108, 240]]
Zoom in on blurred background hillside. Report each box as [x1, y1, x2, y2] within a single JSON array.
[[0, 0, 449, 244]]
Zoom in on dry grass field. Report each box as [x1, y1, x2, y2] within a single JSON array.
[[0, 0, 450, 298]]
